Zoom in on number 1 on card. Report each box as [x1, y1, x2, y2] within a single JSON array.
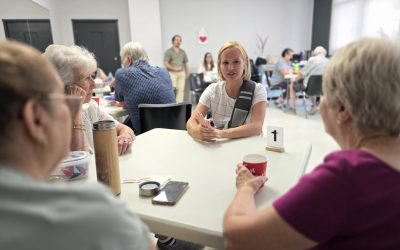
[[266, 126, 284, 151]]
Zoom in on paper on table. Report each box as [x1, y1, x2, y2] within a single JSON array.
[[122, 175, 171, 187]]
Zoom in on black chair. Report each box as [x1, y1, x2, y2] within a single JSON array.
[[301, 75, 323, 118], [265, 71, 284, 101], [250, 59, 260, 82], [139, 102, 192, 134], [189, 73, 204, 104]]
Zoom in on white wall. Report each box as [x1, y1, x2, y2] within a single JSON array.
[[0, 0, 131, 48], [160, 0, 314, 71], [1, 0, 314, 70], [330, 0, 400, 53], [0, 0, 49, 41], [128, 0, 163, 66]]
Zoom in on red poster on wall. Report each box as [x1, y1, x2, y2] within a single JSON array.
[[198, 28, 208, 44]]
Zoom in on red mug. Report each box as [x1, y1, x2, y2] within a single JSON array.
[[92, 97, 100, 105], [242, 154, 267, 187]]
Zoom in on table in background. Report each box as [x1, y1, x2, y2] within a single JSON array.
[[86, 129, 309, 249], [100, 98, 128, 122]]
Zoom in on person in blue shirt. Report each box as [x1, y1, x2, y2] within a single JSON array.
[[270, 48, 293, 108], [115, 42, 176, 134]]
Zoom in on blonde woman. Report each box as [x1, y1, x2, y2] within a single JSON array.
[[187, 40, 267, 141], [224, 38, 400, 249]]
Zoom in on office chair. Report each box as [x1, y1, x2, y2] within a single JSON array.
[[265, 72, 284, 101], [301, 75, 323, 118], [189, 73, 204, 104], [139, 102, 192, 134]]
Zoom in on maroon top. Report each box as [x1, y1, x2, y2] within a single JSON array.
[[273, 150, 400, 249]]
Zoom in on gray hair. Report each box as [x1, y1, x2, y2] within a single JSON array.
[[313, 46, 327, 56], [43, 44, 97, 85], [120, 42, 149, 63], [323, 37, 400, 136]]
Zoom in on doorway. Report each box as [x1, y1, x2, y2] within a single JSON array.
[[3, 19, 53, 52], [72, 20, 121, 75]]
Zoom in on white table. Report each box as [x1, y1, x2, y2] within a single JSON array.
[[88, 128, 309, 249], [123, 129, 308, 248]]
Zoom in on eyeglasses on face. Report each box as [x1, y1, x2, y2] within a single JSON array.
[[46, 93, 82, 118]]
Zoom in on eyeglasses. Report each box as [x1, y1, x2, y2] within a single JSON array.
[[47, 93, 82, 118]]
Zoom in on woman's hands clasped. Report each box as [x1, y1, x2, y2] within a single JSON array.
[[192, 112, 221, 142]]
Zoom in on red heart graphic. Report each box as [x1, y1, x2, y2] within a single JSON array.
[[199, 36, 207, 43]]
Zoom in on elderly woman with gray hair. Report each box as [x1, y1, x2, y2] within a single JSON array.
[[0, 41, 154, 250], [223, 37, 400, 249], [43, 45, 134, 155], [289, 46, 329, 115]]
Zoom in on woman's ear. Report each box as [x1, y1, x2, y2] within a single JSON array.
[[127, 56, 134, 66], [336, 103, 351, 125], [21, 100, 48, 146]]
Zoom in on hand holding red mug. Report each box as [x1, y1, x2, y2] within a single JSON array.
[[235, 164, 266, 193], [241, 154, 268, 188]]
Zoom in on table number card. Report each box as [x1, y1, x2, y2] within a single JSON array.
[[266, 126, 284, 152]]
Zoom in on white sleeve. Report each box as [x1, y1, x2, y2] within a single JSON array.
[[199, 83, 216, 108], [198, 64, 204, 74], [252, 83, 268, 105]]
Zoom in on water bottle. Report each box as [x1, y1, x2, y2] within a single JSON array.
[[293, 63, 299, 74], [93, 120, 121, 195]]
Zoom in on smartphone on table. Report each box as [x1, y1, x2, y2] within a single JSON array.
[[152, 181, 189, 205]]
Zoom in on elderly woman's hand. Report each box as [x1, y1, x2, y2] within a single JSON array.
[[117, 136, 132, 155], [235, 164, 266, 194], [117, 134, 134, 155], [66, 84, 86, 104]]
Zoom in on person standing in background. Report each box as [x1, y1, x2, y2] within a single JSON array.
[[164, 34, 189, 102]]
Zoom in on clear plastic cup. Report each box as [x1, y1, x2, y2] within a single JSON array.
[[49, 151, 90, 182]]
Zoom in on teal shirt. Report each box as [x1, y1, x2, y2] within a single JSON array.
[[0, 165, 150, 250], [164, 47, 188, 68]]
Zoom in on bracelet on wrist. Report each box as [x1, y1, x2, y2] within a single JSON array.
[[72, 124, 86, 130]]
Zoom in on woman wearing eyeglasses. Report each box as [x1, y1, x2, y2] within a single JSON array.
[[0, 41, 155, 250], [44, 45, 134, 155]]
